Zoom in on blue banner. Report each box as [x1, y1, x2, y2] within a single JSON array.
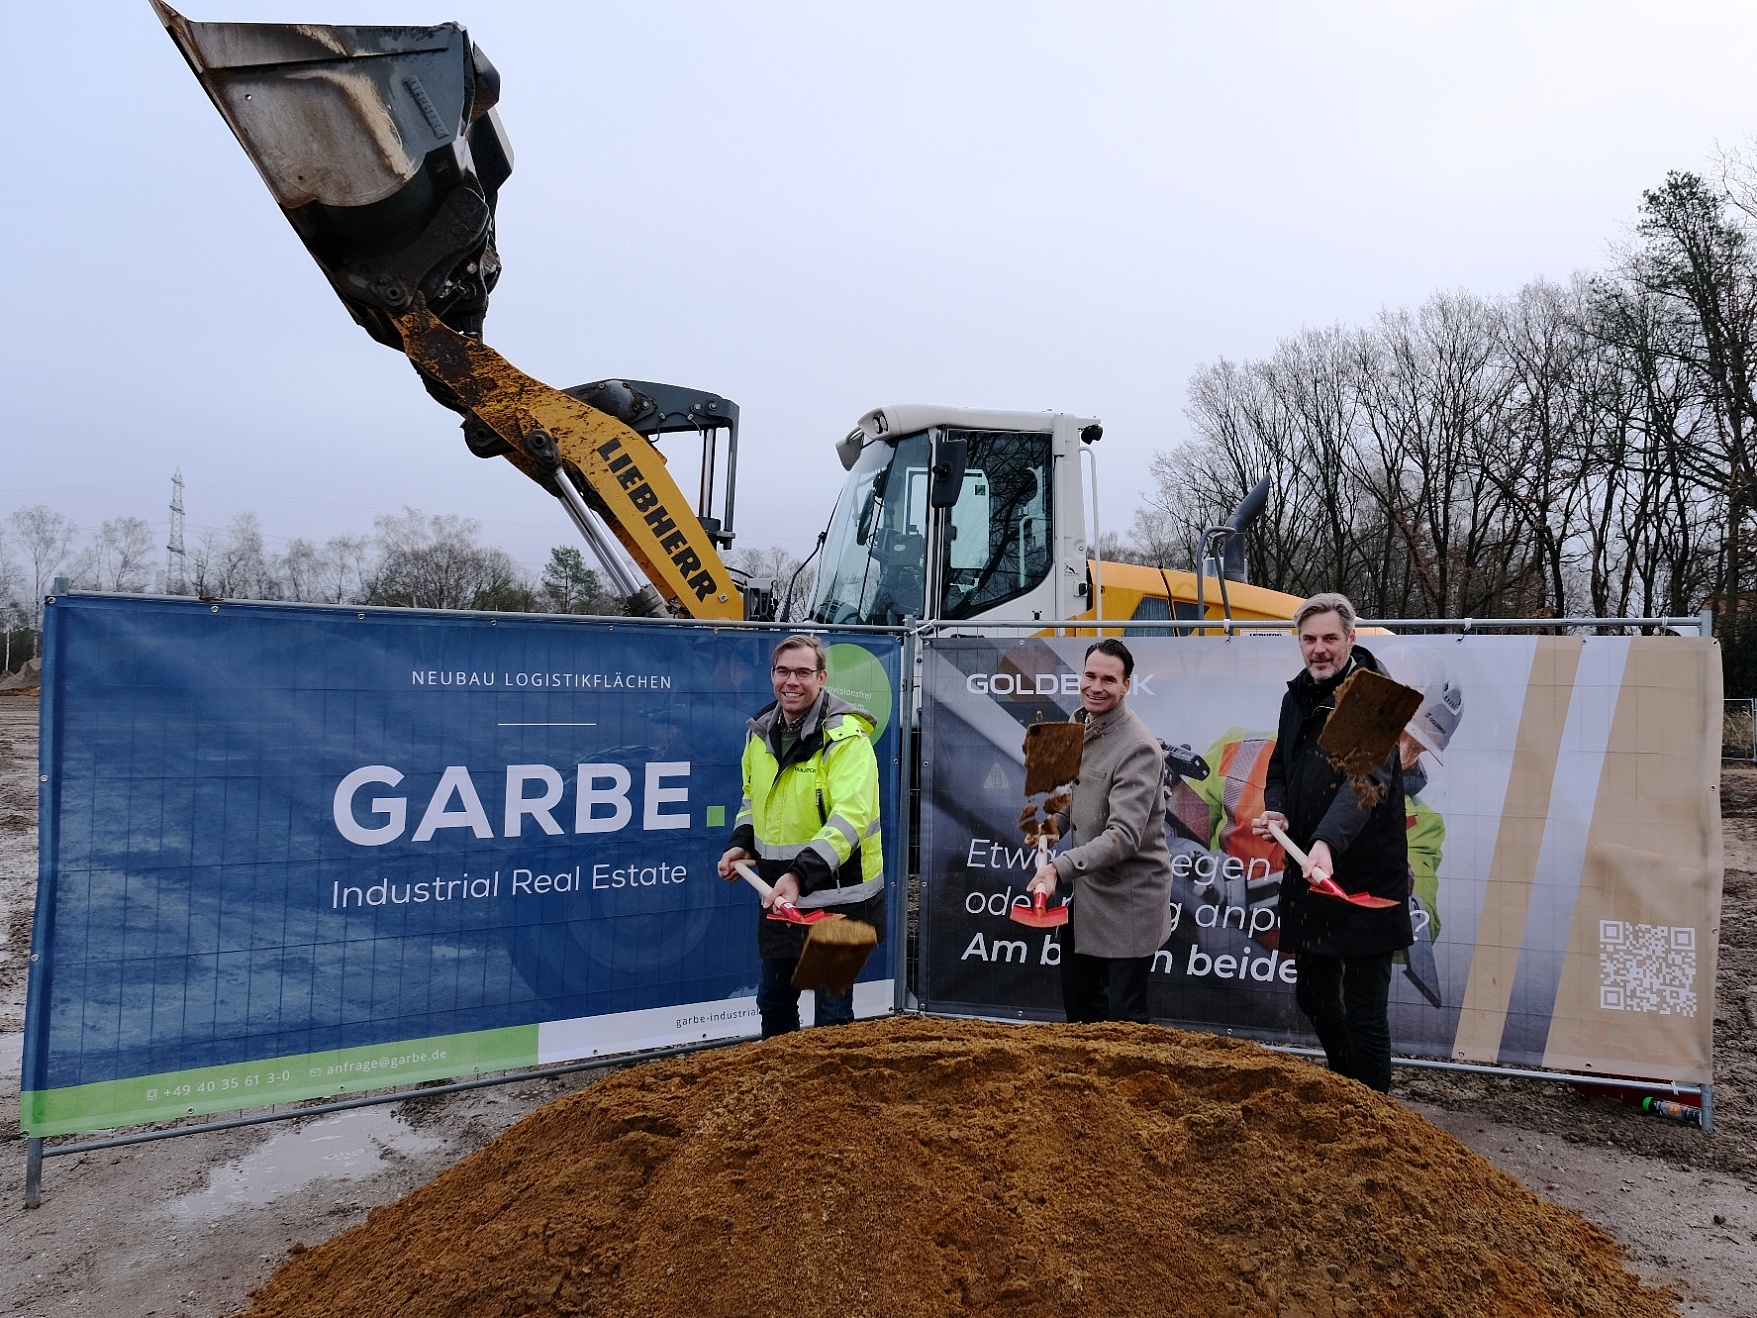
[[22, 596, 902, 1136]]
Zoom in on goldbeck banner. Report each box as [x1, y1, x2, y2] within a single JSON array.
[[917, 632, 1723, 1085]]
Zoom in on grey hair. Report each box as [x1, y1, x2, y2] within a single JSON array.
[[1294, 592, 1358, 633]]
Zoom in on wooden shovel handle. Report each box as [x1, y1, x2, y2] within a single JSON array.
[[1265, 820, 1399, 908], [1264, 819, 1309, 870], [734, 859, 829, 923], [732, 859, 774, 900]]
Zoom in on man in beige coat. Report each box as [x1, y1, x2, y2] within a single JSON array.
[[1027, 638, 1176, 1023]]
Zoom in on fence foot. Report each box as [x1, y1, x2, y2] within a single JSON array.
[[24, 1137, 43, 1209]]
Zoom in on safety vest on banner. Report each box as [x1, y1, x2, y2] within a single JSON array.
[[1213, 736, 1283, 874]]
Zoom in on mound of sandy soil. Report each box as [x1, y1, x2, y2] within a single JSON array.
[[0, 658, 39, 694], [243, 1017, 1676, 1318]]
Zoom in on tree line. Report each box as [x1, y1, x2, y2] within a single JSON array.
[[1130, 159, 1757, 693], [0, 504, 816, 673]]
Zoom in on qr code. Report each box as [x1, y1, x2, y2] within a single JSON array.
[[1599, 921, 1697, 1016]]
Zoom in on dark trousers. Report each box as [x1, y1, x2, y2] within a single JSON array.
[[1060, 951, 1154, 1024], [1294, 951, 1394, 1092], [757, 956, 855, 1039]]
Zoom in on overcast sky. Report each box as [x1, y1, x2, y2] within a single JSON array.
[[11, 1, 1757, 581]]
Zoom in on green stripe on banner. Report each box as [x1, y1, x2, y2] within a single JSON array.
[[18, 1025, 539, 1138]]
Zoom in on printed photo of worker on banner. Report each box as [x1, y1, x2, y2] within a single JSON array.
[[917, 630, 1720, 1079]]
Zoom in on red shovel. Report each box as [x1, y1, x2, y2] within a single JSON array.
[[1009, 838, 1069, 928], [1265, 821, 1401, 909], [733, 860, 844, 926]]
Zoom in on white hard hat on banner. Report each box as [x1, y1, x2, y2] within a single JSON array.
[[1382, 646, 1464, 764]]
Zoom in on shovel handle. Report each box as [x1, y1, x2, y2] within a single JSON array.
[[1265, 820, 1396, 907], [734, 859, 814, 923], [1263, 819, 1310, 871], [732, 859, 774, 900]]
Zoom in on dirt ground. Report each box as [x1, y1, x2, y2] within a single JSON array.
[[1, 695, 1753, 1316]]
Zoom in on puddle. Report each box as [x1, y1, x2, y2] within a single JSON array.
[[166, 1105, 445, 1223]]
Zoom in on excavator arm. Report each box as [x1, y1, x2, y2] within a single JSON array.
[[395, 304, 740, 614], [153, 3, 744, 619]]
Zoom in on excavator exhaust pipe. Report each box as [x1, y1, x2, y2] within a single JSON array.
[[152, 1, 512, 351]]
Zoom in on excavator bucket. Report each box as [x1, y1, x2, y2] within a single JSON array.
[[152, 2, 513, 352]]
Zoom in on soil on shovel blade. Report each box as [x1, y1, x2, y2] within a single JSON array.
[[241, 1017, 1676, 1318]]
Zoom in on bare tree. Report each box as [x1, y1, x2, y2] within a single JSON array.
[[72, 516, 157, 593], [8, 506, 78, 629], [315, 535, 371, 604], [363, 508, 535, 611], [730, 543, 817, 621], [278, 536, 373, 604], [280, 538, 325, 603], [0, 529, 23, 673], [1161, 290, 1598, 621], [0, 527, 21, 612], [188, 513, 278, 600], [1094, 530, 1152, 565], [1123, 502, 1184, 568], [1623, 171, 1757, 626]]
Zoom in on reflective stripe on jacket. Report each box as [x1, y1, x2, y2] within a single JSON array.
[[731, 690, 883, 909]]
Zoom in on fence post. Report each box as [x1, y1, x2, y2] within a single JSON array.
[[24, 1137, 43, 1209], [895, 623, 917, 1012]]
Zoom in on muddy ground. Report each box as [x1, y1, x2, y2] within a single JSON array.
[[0, 694, 1752, 1316]]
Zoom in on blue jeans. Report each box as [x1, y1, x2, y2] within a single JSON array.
[[758, 956, 855, 1038]]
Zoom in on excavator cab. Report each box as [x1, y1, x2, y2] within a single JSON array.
[[811, 406, 1296, 630], [811, 407, 1096, 627]]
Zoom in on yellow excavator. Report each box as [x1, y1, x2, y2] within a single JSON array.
[[154, 4, 1302, 631]]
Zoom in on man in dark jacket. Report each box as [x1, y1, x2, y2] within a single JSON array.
[[1252, 593, 1412, 1092]]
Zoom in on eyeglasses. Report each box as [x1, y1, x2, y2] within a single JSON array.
[[771, 666, 821, 680]]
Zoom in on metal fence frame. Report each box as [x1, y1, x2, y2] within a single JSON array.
[[1725, 698, 1757, 762], [901, 612, 1717, 1131], [19, 607, 1720, 1206]]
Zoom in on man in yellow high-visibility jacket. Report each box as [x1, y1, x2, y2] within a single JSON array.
[[718, 634, 885, 1037]]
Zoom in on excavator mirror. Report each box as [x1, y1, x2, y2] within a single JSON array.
[[929, 436, 969, 509], [741, 579, 777, 623]]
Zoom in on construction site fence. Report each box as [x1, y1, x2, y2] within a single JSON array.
[[18, 599, 1722, 1204], [1725, 698, 1757, 762]]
